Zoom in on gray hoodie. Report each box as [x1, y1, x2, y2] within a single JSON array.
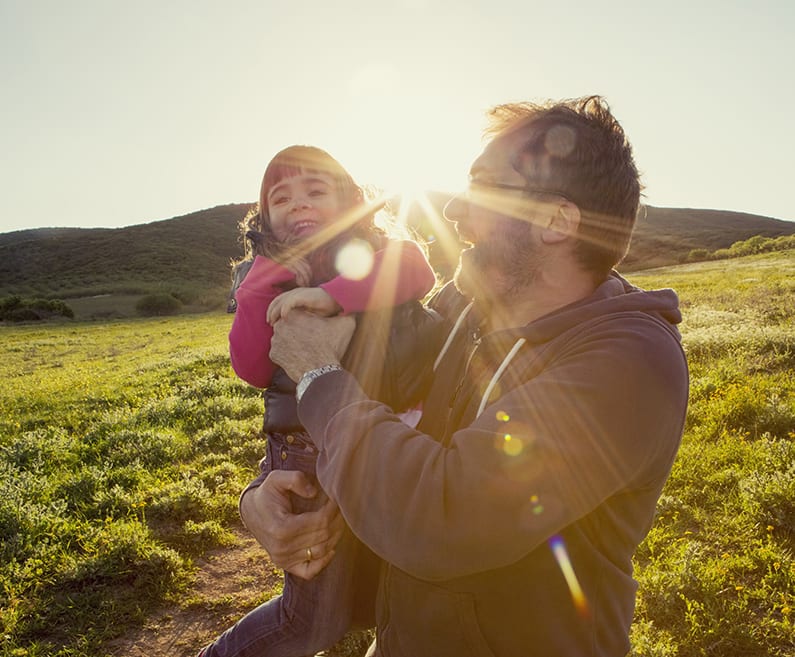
[[299, 273, 689, 657]]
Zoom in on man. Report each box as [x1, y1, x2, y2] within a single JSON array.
[[250, 96, 689, 656]]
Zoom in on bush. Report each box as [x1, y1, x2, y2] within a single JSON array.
[[686, 248, 711, 263], [692, 235, 795, 263], [135, 293, 183, 316], [0, 295, 74, 321]]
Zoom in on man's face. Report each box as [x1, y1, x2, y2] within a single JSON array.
[[444, 132, 549, 303]]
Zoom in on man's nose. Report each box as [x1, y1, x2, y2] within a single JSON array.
[[443, 194, 468, 223]]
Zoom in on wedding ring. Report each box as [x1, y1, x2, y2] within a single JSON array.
[[306, 547, 313, 562]]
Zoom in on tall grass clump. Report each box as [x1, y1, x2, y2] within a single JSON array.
[[0, 313, 265, 656], [627, 250, 794, 657]]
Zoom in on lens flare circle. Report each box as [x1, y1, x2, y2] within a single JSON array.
[[335, 239, 375, 280], [502, 433, 524, 456]]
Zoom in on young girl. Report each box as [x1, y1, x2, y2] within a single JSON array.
[[200, 146, 438, 657]]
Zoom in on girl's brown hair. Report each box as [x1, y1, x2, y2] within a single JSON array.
[[239, 146, 386, 274]]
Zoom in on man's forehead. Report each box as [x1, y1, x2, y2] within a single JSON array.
[[469, 132, 530, 180]]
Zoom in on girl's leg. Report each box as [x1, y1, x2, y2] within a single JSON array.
[[201, 524, 361, 657]]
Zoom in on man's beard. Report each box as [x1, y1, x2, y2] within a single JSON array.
[[454, 218, 541, 304]]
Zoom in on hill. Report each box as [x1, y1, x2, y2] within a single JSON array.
[[621, 206, 795, 269], [0, 204, 251, 307], [0, 198, 793, 316]]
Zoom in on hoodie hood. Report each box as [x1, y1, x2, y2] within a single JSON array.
[[512, 271, 683, 345]]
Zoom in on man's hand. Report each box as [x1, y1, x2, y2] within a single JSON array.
[[240, 470, 345, 580], [267, 288, 342, 324], [270, 311, 356, 382]]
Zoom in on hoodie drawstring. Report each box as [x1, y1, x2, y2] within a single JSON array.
[[476, 338, 527, 419], [433, 302, 474, 372]]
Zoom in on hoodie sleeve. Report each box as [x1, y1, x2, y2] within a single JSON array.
[[319, 240, 435, 313], [297, 315, 688, 581], [228, 256, 296, 388]]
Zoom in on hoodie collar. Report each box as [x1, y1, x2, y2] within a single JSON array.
[[469, 271, 683, 346]]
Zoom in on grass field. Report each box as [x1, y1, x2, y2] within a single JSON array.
[[1, 251, 793, 656], [626, 252, 795, 656], [0, 313, 267, 656]]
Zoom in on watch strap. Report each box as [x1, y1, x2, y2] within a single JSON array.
[[295, 364, 343, 402]]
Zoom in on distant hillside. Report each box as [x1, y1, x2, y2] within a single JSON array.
[[0, 204, 251, 305], [1, 199, 793, 315], [621, 206, 795, 269]]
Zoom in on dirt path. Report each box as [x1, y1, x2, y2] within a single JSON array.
[[105, 529, 281, 657]]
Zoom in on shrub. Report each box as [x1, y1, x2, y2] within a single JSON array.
[[0, 295, 74, 321], [691, 235, 795, 263], [135, 293, 182, 316], [686, 248, 711, 263]]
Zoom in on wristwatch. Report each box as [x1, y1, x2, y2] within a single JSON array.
[[295, 364, 343, 402]]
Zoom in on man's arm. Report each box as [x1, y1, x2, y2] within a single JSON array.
[[276, 315, 687, 582]]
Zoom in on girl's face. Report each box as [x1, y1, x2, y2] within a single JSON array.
[[266, 171, 343, 243]]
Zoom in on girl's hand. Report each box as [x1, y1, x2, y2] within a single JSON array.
[[267, 288, 342, 324]]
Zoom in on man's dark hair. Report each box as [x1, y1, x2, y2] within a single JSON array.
[[486, 96, 642, 278]]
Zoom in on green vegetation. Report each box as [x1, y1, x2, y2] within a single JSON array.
[[0, 204, 252, 316], [0, 296, 74, 321], [0, 313, 265, 655], [685, 233, 795, 264], [626, 250, 795, 656], [135, 292, 183, 316], [0, 250, 792, 656]]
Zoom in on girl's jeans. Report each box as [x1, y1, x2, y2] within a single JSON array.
[[202, 431, 379, 657]]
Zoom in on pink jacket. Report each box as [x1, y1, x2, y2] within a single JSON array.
[[229, 239, 436, 388]]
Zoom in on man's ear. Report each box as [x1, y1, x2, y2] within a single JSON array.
[[541, 201, 580, 244]]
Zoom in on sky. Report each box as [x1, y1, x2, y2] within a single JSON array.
[[1, 0, 793, 234]]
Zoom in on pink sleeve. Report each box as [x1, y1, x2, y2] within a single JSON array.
[[319, 240, 436, 313], [229, 256, 296, 388]]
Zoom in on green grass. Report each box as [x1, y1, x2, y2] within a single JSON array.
[[625, 250, 795, 656], [0, 313, 266, 656], [1, 251, 793, 656]]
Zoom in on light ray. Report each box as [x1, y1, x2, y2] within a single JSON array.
[[549, 535, 590, 618], [412, 191, 463, 278]]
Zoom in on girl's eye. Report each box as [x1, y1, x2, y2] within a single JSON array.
[[309, 188, 328, 197], [271, 196, 289, 205]]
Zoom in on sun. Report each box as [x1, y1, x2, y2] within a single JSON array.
[[331, 63, 483, 199], [310, 62, 490, 270]]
